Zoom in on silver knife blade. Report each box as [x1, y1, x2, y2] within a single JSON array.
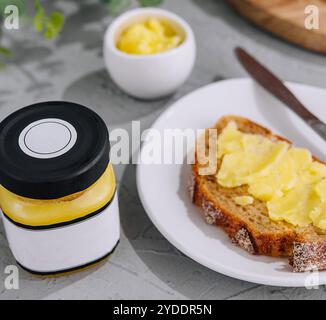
[[235, 47, 326, 142], [308, 119, 326, 141]]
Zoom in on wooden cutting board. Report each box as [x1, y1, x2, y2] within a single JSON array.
[[228, 0, 326, 53]]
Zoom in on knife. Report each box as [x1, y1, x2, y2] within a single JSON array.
[[235, 47, 326, 142]]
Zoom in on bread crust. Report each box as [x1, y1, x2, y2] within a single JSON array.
[[191, 115, 326, 272]]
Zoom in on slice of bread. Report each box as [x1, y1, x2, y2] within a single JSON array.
[[190, 115, 326, 272]]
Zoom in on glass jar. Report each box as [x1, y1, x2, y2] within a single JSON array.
[[0, 102, 120, 275]]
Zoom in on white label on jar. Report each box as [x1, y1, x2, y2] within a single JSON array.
[[18, 118, 78, 159]]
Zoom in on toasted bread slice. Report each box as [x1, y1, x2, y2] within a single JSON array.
[[190, 116, 326, 272]]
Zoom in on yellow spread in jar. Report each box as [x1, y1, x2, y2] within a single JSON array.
[[216, 121, 326, 229], [0, 164, 116, 227], [117, 18, 183, 55]]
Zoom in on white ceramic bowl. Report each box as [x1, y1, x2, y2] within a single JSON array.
[[104, 8, 196, 100]]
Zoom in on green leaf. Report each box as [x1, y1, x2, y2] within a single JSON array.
[[33, 10, 45, 32], [0, 46, 11, 57], [33, 0, 43, 13], [33, 0, 65, 40], [138, 0, 162, 7], [44, 11, 64, 39], [0, 46, 11, 70], [33, 0, 46, 32], [0, 29, 11, 70]]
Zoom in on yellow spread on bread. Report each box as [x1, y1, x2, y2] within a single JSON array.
[[117, 18, 183, 55], [234, 196, 254, 206], [217, 121, 326, 229]]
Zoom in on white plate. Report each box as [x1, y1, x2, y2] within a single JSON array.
[[136, 78, 326, 287]]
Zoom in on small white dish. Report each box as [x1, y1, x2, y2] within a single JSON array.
[[103, 8, 196, 100], [137, 78, 326, 287]]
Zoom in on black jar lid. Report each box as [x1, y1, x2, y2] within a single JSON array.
[[0, 101, 110, 199]]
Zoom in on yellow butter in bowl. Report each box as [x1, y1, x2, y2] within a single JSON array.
[[117, 18, 183, 55]]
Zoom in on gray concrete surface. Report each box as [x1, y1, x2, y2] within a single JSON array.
[[0, 0, 326, 300]]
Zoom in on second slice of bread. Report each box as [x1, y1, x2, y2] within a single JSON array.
[[190, 116, 326, 272]]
